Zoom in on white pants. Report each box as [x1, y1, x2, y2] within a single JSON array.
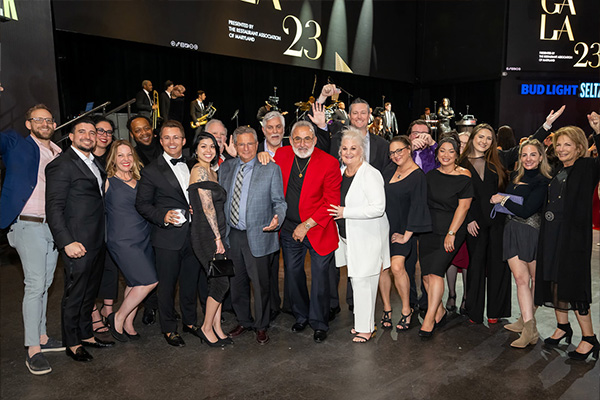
[[350, 274, 380, 333]]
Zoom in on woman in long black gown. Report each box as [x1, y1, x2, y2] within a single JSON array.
[[419, 138, 473, 339], [535, 117, 600, 361], [105, 140, 158, 341], [188, 133, 231, 347], [382, 136, 431, 332]]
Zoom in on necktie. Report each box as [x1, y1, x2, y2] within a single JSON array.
[[170, 156, 186, 165], [230, 164, 245, 226]]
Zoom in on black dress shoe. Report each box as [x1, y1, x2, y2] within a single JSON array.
[[164, 332, 186, 347], [107, 313, 128, 343], [142, 308, 157, 325], [291, 321, 308, 333], [66, 346, 93, 362], [313, 330, 327, 343], [329, 306, 341, 321], [228, 325, 253, 338], [183, 325, 203, 339], [81, 337, 115, 348], [256, 329, 270, 345]]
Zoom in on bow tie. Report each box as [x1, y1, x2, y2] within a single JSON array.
[[170, 156, 186, 166]]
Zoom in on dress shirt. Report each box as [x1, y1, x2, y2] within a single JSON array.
[[21, 135, 61, 218], [71, 146, 103, 194], [144, 89, 153, 105], [263, 139, 281, 157], [163, 152, 191, 203], [228, 157, 256, 231]]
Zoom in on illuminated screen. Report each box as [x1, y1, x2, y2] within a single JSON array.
[[505, 0, 599, 72], [52, 0, 415, 82]]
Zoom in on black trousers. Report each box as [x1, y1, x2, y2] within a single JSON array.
[[154, 240, 201, 333], [96, 250, 119, 300], [465, 223, 511, 323], [61, 245, 105, 347], [228, 228, 272, 330]]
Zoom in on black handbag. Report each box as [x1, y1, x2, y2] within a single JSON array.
[[208, 253, 235, 277]]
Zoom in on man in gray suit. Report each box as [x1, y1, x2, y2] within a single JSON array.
[[220, 126, 287, 345]]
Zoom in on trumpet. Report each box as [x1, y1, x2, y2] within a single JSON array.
[[152, 90, 161, 129], [190, 105, 217, 128]]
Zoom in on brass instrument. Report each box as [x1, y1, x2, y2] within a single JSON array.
[[190, 104, 217, 128], [152, 90, 160, 129]]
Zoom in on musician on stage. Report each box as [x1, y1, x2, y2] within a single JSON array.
[[190, 90, 207, 134]]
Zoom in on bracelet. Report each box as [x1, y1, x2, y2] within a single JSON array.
[[214, 237, 221, 242], [447, 230, 455, 236], [500, 196, 509, 207]]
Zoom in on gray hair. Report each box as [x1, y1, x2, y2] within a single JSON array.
[[232, 125, 258, 144], [290, 120, 315, 137], [339, 126, 366, 163], [348, 98, 370, 114], [205, 119, 227, 134], [261, 111, 285, 128]]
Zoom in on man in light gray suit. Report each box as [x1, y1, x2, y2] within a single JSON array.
[[220, 126, 287, 345]]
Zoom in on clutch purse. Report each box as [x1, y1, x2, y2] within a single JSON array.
[[208, 253, 235, 277], [490, 193, 524, 219]]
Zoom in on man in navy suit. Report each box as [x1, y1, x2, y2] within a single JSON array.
[[1, 104, 64, 374], [221, 126, 287, 345], [46, 116, 114, 363]]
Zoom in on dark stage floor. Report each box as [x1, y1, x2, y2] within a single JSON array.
[[1, 232, 599, 400]]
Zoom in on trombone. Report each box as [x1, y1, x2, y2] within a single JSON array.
[[152, 90, 161, 129]]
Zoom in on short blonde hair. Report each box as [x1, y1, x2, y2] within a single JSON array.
[[339, 127, 365, 164], [552, 126, 588, 159]]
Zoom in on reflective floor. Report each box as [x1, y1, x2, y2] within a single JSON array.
[[1, 232, 598, 400]]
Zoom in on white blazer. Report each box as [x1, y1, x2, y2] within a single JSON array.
[[335, 162, 391, 277]]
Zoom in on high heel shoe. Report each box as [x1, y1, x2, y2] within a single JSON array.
[[446, 295, 457, 313], [197, 328, 224, 347], [214, 329, 233, 346], [544, 322, 573, 347], [435, 311, 448, 329], [107, 313, 128, 343], [459, 297, 467, 315], [568, 335, 600, 361]]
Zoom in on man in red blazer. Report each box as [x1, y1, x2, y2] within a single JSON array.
[[274, 121, 341, 343]]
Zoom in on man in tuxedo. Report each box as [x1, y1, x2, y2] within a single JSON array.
[[332, 101, 349, 126], [135, 80, 157, 118], [221, 126, 287, 345], [274, 121, 341, 343], [159, 80, 174, 124], [1, 105, 64, 374], [135, 120, 203, 347], [46, 117, 114, 363], [383, 102, 398, 137], [204, 119, 235, 165], [190, 90, 207, 128]]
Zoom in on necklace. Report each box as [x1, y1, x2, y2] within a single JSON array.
[[294, 155, 311, 178], [115, 173, 134, 183]]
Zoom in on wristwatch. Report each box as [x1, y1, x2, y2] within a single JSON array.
[[447, 230, 456, 236], [305, 222, 312, 230]]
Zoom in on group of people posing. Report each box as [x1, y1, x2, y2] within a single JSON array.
[[2, 84, 599, 376]]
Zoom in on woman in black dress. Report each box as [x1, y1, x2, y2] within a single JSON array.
[[381, 136, 431, 332], [535, 117, 600, 361], [419, 138, 473, 338], [490, 138, 551, 348], [188, 133, 231, 347], [104, 140, 158, 341]]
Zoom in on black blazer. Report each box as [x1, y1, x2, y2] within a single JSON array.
[[159, 91, 171, 121], [45, 147, 106, 251], [135, 90, 153, 115], [136, 155, 190, 251], [329, 131, 391, 173], [190, 100, 205, 121], [382, 111, 398, 135]]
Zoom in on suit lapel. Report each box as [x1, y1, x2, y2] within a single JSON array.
[[68, 147, 99, 185], [157, 156, 187, 202]]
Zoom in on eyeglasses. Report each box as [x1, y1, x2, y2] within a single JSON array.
[[96, 127, 113, 136], [28, 117, 54, 124], [388, 147, 408, 157], [292, 136, 314, 144]]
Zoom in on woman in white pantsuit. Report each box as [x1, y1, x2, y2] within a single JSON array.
[[329, 128, 390, 343]]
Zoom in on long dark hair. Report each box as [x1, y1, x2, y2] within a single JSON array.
[[192, 132, 220, 166], [458, 123, 507, 190]]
